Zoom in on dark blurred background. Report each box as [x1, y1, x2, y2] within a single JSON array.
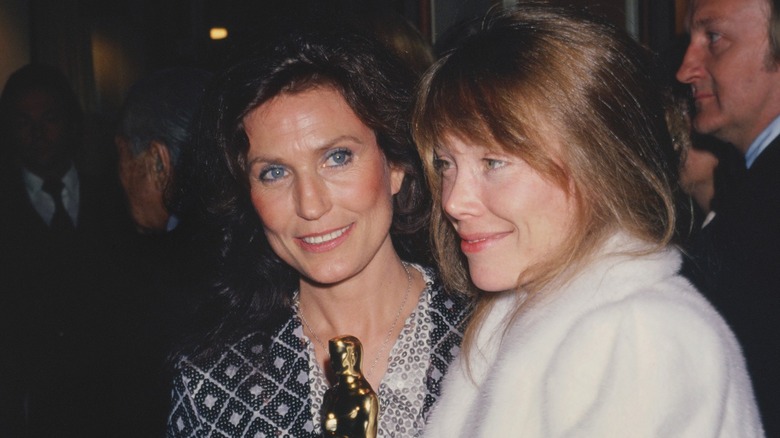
[[1, 0, 686, 157]]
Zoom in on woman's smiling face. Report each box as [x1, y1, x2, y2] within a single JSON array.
[[434, 133, 577, 292], [245, 86, 404, 285]]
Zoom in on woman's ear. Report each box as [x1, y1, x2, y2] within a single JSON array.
[[390, 164, 406, 196]]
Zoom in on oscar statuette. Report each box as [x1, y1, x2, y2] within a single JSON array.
[[321, 335, 378, 438]]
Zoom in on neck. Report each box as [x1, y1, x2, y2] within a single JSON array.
[[298, 250, 422, 389], [689, 182, 715, 214], [299, 253, 412, 335], [725, 112, 780, 156]]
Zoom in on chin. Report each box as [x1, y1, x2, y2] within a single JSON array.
[[467, 257, 529, 292], [470, 270, 516, 293], [693, 115, 723, 138], [474, 283, 515, 293]]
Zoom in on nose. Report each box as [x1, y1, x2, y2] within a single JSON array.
[[442, 171, 481, 222], [676, 42, 701, 85], [294, 174, 331, 220]]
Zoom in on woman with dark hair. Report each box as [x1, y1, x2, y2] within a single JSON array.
[[166, 27, 470, 437], [413, 3, 762, 436]]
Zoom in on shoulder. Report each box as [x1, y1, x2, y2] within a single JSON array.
[[734, 138, 780, 214], [172, 330, 270, 387], [492, 240, 747, 381], [534, 278, 759, 435], [755, 134, 780, 170], [169, 322, 314, 436], [542, 253, 746, 388], [172, 315, 304, 392], [571, 282, 735, 353], [169, 332, 268, 435], [561, 242, 736, 349]]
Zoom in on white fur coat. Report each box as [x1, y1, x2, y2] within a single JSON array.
[[424, 234, 764, 437]]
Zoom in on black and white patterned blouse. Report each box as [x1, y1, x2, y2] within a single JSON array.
[[168, 265, 470, 437]]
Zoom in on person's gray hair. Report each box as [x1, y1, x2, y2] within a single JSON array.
[[117, 67, 211, 167]]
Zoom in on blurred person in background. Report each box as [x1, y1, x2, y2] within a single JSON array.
[[0, 63, 124, 437], [110, 67, 212, 437]]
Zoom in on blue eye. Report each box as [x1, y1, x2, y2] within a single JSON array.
[[259, 166, 287, 182], [325, 148, 352, 167]]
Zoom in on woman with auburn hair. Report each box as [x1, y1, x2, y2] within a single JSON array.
[[167, 25, 469, 437], [413, 3, 762, 436]]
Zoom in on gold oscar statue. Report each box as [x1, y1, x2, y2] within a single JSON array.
[[321, 335, 378, 438]]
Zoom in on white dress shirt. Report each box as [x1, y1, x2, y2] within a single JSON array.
[[22, 164, 80, 227]]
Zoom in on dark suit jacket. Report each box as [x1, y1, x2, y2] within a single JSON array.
[[687, 136, 780, 436], [106, 218, 209, 438], [0, 162, 129, 437]]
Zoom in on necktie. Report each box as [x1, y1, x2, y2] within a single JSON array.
[[41, 178, 75, 233]]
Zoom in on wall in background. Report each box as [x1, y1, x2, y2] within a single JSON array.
[[431, 0, 633, 46], [1, 0, 681, 176], [0, 0, 30, 88]]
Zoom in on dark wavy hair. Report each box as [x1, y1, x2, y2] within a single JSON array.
[[180, 25, 428, 362]]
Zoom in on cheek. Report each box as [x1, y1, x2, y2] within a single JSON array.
[[360, 171, 387, 200], [118, 156, 136, 190], [118, 166, 135, 192], [349, 162, 395, 214], [249, 187, 303, 253], [439, 179, 454, 212], [506, 179, 574, 246], [118, 165, 131, 191], [250, 189, 282, 230], [251, 191, 290, 255], [133, 176, 157, 204], [539, 194, 577, 251]]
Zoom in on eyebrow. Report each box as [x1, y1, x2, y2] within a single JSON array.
[[691, 15, 725, 30]]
